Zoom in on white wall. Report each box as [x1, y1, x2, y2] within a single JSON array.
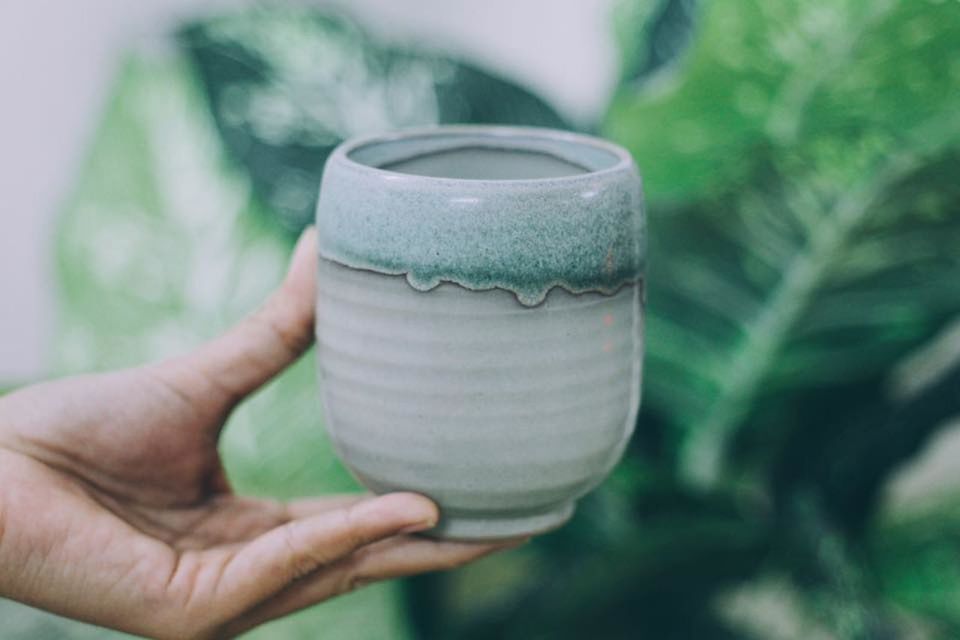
[[0, 0, 619, 384]]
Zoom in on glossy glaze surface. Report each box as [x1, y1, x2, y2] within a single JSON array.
[[315, 126, 645, 539], [317, 126, 645, 306], [317, 259, 643, 539]]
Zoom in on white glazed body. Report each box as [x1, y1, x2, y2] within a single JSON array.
[[317, 258, 643, 539]]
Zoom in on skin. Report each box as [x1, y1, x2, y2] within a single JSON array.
[[0, 227, 516, 639]]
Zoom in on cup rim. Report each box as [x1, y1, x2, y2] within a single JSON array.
[[329, 124, 636, 186]]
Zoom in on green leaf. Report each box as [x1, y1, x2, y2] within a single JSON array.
[[607, 0, 960, 486], [450, 484, 769, 640], [872, 496, 960, 634], [613, 0, 699, 85], [180, 8, 570, 234], [56, 48, 412, 640], [809, 318, 960, 532]]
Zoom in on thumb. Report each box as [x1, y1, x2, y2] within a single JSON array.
[[215, 493, 438, 615], [156, 226, 318, 407]]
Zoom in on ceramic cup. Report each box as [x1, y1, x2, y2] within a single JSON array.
[[315, 126, 645, 540]]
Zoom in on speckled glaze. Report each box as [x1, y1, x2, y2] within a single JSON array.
[[317, 127, 644, 306], [315, 126, 645, 540]]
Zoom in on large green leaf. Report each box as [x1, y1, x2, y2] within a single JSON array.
[[607, 0, 960, 486], [55, 49, 412, 640], [180, 8, 569, 234], [49, 10, 570, 640]]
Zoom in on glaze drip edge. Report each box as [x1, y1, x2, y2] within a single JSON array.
[[318, 253, 645, 307]]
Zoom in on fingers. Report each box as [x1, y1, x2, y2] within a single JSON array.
[[225, 536, 523, 637], [283, 494, 370, 519], [142, 494, 372, 550], [332, 535, 525, 591], [215, 493, 437, 615], [155, 226, 318, 408]]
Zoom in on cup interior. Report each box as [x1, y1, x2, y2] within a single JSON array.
[[346, 130, 623, 180]]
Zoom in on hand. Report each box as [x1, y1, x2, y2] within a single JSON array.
[[0, 228, 515, 639]]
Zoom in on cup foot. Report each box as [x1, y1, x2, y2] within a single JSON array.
[[421, 502, 576, 541]]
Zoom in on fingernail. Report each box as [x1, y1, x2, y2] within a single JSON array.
[[399, 517, 438, 534]]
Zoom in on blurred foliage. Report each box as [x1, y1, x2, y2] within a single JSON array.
[[52, 47, 410, 640], [423, 0, 960, 638], [41, 0, 960, 638], [179, 9, 568, 234], [609, 0, 960, 485], [46, 7, 567, 640]]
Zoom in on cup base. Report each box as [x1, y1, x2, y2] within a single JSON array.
[[420, 502, 576, 541]]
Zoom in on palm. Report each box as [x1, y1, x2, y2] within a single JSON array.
[[0, 230, 512, 639], [5, 365, 296, 544]]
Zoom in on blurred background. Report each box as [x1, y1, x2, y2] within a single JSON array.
[[0, 0, 616, 383], [2, 0, 959, 638]]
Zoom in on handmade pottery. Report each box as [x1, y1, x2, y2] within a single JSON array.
[[315, 126, 645, 540]]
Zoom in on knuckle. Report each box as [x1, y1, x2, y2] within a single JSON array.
[[281, 523, 319, 580], [255, 297, 311, 356], [340, 503, 371, 549], [336, 563, 375, 595]]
